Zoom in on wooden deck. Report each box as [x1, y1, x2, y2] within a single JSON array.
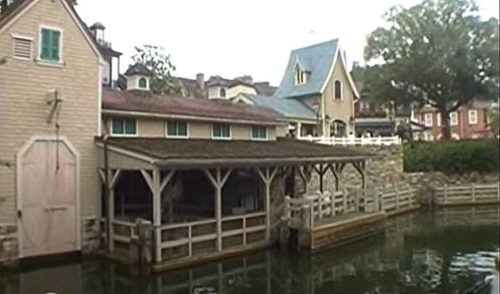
[[311, 211, 387, 251]]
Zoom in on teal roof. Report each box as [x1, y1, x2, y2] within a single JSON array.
[[244, 94, 317, 121], [274, 39, 339, 98]]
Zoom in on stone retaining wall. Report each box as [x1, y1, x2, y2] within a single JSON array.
[[0, 223, 17, 266], [82, 217, 100, 254]]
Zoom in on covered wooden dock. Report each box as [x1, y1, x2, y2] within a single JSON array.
[[95, 137, 370, 271]]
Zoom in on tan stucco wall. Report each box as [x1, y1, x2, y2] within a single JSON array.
[[102, 116, 278, 140], [323, 52, 356, 135], [0, 0, 101, 224]]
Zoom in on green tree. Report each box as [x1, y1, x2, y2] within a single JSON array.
[[365, 0, 499, 140], [131, 45, 182, 96]]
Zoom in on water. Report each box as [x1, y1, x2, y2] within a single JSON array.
[[1, 206, 499, 294]]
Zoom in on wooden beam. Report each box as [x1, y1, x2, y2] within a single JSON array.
[[140, 170, 154, 192], [296, 166, 308, 194], [256, 167, 278, 241], [159, 170, 176, 192], [327, 163, 340, 191], [152, 168, 162, 263], [110, 169, 122, 189], [204, 168, 231, 252]]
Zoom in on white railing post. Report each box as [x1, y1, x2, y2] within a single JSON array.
[[471, 184, 476, 203], [318, 192, 323, 219], [395, 187, 400, 210], [444, 185, 448, 205]]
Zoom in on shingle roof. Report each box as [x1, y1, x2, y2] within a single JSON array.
[[243, 94, 317, 121], [102, 89, 285, 125], [274, 39, 339, 98], [124, 63, 153, 77], [99, 137, 369, 168], [254, 82, 277, 97], [176, 77, 207, 99]]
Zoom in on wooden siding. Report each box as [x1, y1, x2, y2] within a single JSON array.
[[0, 0, 100, 224]]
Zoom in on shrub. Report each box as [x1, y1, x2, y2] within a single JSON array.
[[403, 139, 499, 174]]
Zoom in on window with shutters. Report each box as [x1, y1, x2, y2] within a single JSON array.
[[39, 27, 62, 62], [12, 36, 32, 59]]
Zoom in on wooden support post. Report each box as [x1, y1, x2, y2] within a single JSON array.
[[313, 164, 326, 193], [99, 168, 122, 252], [204, 168, 232, 251], [141, 169, 175, 263], [257, 167, 278, 242], [471, 184, 476, 203]]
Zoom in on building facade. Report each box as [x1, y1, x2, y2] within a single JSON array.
[[0, 0, 104, 262]]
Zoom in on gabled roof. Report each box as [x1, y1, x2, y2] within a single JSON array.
[[274, 39, 339, 98], [0, 0, 104, 64], [240, 94, 317, 121], [102, 89, 286, 126], [97, 137, 369, 168], [124, 63, 153, 76], [274, 39, 359, 99]]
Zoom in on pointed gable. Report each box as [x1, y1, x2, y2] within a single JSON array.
[[274, 39, 339, 98]]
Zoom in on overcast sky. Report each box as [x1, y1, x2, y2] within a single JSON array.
[[76, 0, 499, 86]]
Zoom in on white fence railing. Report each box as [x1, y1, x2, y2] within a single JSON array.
[[298, 135, 401, 146], [434, 183, 500, 205]]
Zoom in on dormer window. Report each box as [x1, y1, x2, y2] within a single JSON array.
[[138, 78, 147, 89], [294, 67, 306, 85], [220, 88, 226, 98], [334, 80, 342, 99]]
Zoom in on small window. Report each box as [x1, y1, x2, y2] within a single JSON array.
[[12, 36, 32, 59], [40, 28, 61, 62], [334, 80, 342, 99], [111, 118, 137, 136], [220, 88, 226, 98], [424, 113, 433, 127], [468, 110, 477, 125], [138, 78, 147, 89], [294, 67, 306, 85], [212, 123, 231, 139], [450, 112, 458, 126], [166, 120, 188, 138], [251, 126, 267, 140]]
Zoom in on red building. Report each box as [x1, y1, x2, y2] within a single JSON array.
[[411, 101, 496, 140]]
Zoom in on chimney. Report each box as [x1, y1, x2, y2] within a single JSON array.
[[196, 73, 205, 89]]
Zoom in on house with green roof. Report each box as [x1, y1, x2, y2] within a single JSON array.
[[234, 39, 360, 138]]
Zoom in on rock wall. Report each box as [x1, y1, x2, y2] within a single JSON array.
[[0, 223, 17, 266], [81, 217, 100, 254]]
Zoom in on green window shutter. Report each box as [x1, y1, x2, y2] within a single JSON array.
[[213, 124, 221, 137], [41, 29, 50, 60], [167, 121, 177, 136], [51, 30, 60, 61], [178, 122, 187, 136], [112, 119, 124, 134], [222, 124, 230, 137], [125, 119, 136, 134]]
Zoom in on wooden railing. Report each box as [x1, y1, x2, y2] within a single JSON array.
[[378, 186, 419, 213], [99, 218, 138, 244], [159, 212, 266, 261], [434, 183, 500, 206], [298, 135, 401, 146]]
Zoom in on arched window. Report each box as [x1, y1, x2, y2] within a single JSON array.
[[220, 88, 226, 98], [334, 80, 342, 99], [138, 77, 147, 89]]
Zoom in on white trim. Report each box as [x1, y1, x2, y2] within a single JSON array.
[[97, 65, 103, 135], [211, 123, 232, 140], [95, 142, 157, 165], [11, 34, 33, 60], [250, 125, 268, 141], [468, 109, 478, 125], [165, 120, 189, 139], [37, 25, 64, 65], [102, 109, 287, 126], [424, 113, 433, 127], [319, 41, 360, 98], [231, 95, 256, 105], [110, 118, 138, 137], [450, 112, 458, 126], [16, 135, 81, 258]]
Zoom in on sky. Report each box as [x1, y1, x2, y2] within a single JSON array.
[[76, 0, 499, 86]]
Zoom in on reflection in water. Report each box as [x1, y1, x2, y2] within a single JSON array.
[[1, 206, 498, 294]]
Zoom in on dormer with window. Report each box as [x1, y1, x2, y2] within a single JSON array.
[[124, 63, 153, 91], [294, 62, 307, 86]]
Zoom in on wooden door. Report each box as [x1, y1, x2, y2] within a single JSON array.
[[19, 139, 78, 258]]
